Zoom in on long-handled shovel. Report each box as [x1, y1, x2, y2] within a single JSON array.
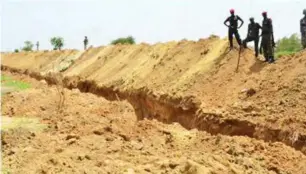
[[235, 46, 242, 72]]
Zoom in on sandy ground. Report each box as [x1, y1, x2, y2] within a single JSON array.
[[2, 72, 306, 174], [1, 37, 306, 173], [1, 87, 16, 95]]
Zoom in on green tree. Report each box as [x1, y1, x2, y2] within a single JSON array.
[[22, 41, 34, 51], [14, 49, 19, 53], [50, 37, 64, 50], [111, 36, 135, 45], [275, 34, 302, 58]]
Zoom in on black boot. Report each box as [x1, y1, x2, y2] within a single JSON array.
[[268, 57, 275, 63]]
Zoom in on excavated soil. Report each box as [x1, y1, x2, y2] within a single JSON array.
[[2, 72, 306, 174], [1, 49, 82, 74], [1, 36, 306, 173]]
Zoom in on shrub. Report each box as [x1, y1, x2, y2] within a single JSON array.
[[111, 36, 135, 45], [22, 41, 34, 52], [50, 37, 64, 50], [275, 34, 302, 58]]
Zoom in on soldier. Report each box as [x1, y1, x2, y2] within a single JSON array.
[[260, 12, 275, 63], [243, 17, 262, 57], [84, 36, 88, 50], [301, 9, 306, 49], [224, 9, 244, 49], [36, 41, 39, 51]]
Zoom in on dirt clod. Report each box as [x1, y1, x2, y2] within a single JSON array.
[[104, 126, 112, 133], [7, 150, 16, 156], [246, 88, 256, 97], [66, 134, 80, 140], [85, 155, 91, 160], [40, 106, 46, 111], [105, 137, 114, 142], [93, 130, 104, 135], [169, 163, 179, 169], [68, 139, 77, 145], [119, 133, 130, 141]]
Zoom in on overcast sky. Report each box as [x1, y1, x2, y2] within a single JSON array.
[[1, 0, 306, 51]]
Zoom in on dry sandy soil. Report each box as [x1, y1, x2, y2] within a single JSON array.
[[1, 37, 306, 173], [1, 72, 306, 174]]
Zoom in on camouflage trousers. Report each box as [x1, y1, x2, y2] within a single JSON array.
[[302, 33, 306, 49], [261, 34, 274, 61]]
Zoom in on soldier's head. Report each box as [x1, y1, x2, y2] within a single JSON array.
[[230, 9, 235, 15], [303, 9, 306, 16], [250, 17, 255, 23], [262, 11, 267, 18]]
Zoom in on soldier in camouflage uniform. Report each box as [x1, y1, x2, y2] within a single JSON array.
[[260, 12, 275, 63], [301, 9, 306, 49]]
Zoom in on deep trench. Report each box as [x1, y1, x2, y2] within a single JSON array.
[[2, 65, 306, 155]]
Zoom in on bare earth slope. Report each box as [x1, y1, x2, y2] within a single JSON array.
[[1, 36, 306, 173], [2, 72, 306, 174], [63, 36, 227, 93], [2, 49, 82, 74]]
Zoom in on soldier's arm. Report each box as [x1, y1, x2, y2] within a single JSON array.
[[224, 17, 230, 27], [257, 23, 262, 29], [271, 25, 276, 46], [272, 34, 275, 47], [301, 19, 304, 33], [269, 19, 274, 33], [247, 24, 251, 35], [269, 19, 275, 37], [238, 16, 244, 28], [257, 23, 262, 36]]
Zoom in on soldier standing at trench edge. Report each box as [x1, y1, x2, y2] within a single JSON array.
[[243, 17, 262, 57], [301, 9, 306, 49], [36, 41, 39, 51], [260, 12, 275, 63], [84, 36, 88, 50], [224, 9, 244, 49]]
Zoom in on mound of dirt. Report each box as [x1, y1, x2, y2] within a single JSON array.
[[1, 49, 82, 74], [2, 73, 306, 174], [63, 37, 228, 94], [2, 37, 228, 95], [186, 49, 306, 153], [2, 36, 306, 172]]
